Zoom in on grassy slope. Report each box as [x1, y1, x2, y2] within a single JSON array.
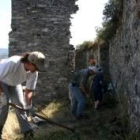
[[2, 96, 140, 140]]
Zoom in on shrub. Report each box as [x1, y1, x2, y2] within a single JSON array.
[[96, 0, 123, 42]]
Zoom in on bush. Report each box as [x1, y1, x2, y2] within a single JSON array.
[[76, 41, 94, 51], [96, 0, 123, 42]]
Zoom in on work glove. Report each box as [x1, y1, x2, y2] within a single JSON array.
[[24, 105, 35, 117], [0, 92, 7, 105]]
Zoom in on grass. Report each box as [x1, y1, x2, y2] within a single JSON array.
[[2, 112, 21, 140], [35, 130, 80, 140], [2, 94, 140, 140]]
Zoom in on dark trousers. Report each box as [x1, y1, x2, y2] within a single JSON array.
[[91, 73, 103, 101]]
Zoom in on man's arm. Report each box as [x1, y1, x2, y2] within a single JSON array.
[[24, 89, 33, 106], [80, 73, 89, 94], [80, 85, 89, 95]]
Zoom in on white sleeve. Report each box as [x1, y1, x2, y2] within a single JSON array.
[[0, 60, 14, 81], [26, 71, 38, 90]]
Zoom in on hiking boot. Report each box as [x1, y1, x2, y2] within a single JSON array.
[[76, 114, 90, 120], [76, 115, 83, 120], [24, 130, 34, 139], [95, 104, 102, 110]]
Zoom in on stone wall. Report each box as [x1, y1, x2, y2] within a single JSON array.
[[9, 0, 78, 102], [109, 0, 140, 132], [75, 49, 89, 72]]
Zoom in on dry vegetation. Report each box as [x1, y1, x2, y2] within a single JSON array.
[[2, 94, 140, 140]]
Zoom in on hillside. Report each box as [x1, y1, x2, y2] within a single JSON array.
[[0, 48, 8, 58]]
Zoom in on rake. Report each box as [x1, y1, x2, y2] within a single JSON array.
[[9, 103, 76, 133]]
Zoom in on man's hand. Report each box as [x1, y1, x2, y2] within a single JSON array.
[[25, 105, 32, 110], [80, 86, 89, 95], [0, 82, 3, 95], [24, 89, 33, 106], [24, 105, 35, 117]]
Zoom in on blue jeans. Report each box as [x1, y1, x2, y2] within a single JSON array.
[[0, 82, 32, 134], [69, 83, 86, 116]]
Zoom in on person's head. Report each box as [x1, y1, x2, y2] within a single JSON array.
[[88, 66, 98, 75], [88, 55, 95, 65], [21, 51, 46, 73]]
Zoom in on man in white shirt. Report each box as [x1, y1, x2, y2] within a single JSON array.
[[0, 51, 46, 139]]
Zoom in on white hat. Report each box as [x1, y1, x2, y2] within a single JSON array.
[[88, 66, 98, 73], [28, 51, 46, 72]]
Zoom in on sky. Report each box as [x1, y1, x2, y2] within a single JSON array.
[[0, 0, 11, 49], [70, 0, 109, 47], [0, 0, 108, 49]]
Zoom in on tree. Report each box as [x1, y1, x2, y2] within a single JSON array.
[[76, 41, 94, 50], [96, 0, 123, 42]]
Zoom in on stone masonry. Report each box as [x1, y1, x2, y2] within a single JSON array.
[[9, 0, 78, 102], [109, 0, 140, 132], [73, 0, 140, 132]]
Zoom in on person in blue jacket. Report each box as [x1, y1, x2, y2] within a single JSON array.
[[69, 67, 97, 120]]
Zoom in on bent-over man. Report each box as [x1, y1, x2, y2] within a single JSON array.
[[69, 67, 97, 120], [0, 51, 46, 139]]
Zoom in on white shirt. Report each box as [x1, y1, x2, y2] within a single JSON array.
[[0, 56, 38, 90]]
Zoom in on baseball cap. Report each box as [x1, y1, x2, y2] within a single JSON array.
[[28, 51, 46, 72], [88, 66, 98, 73], [89, 65, 103, 73]]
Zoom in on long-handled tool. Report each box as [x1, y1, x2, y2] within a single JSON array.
[[9, 103, 75, 133]]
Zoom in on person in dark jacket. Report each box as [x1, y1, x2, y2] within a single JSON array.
[[91, 72, 104, 109], [88, 56, 104, 109]]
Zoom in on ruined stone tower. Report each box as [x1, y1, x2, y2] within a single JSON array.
[[9, 0, 78, 101]]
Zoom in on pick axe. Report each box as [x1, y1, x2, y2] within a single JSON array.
[[9, 103, 75, 133]]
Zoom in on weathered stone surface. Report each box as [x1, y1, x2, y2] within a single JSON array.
[[109, 0, 140, 132], [9, 0, 78, 102]]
